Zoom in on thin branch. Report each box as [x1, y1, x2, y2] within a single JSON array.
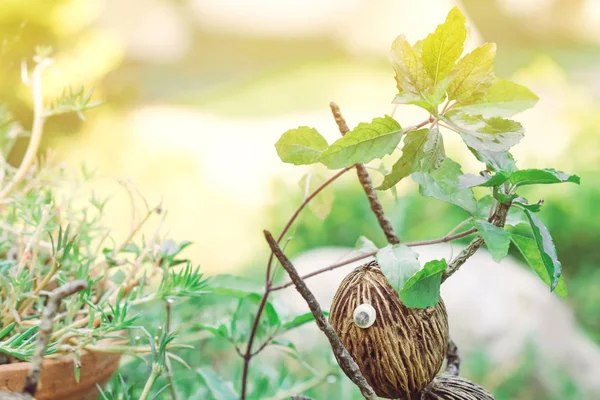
[[241, 166, 354, 399], [266, 166, 353, 282], [329, 102, 400, 245], [22, 280, 87, 396], [264, 230, 377, 400], [445, 337, 460, 376], [0, 58, 53, 202], [165, 300, 177, 400], [442, 201, 511, 282], [270, 227, 477, 292]]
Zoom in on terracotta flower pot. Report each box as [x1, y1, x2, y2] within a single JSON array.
[[0, 349, 121, 400]]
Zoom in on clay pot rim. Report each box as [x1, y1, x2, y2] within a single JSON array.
[[0, 332, 128, 372]]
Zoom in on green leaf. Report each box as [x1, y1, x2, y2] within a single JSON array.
[[377, 128, 445, 190], [376, 244, 421, 293], [455, 77, 539, 118], [412, 157, 478, 213], [231, 294, 280, 345], [319, 115, 402, 169], [355, 236, 378, 255], [448, 43, 496, 103], [399, 259, 447, 308], [422, 7, 467, 89], [298, 167, 335, 220], [473, 220, 510, 262], [390, 35, 436, 112], [275, 127, 329, 165], [458, 171, 510, 189], [521, 209, 562, 290], [446, 110, 524, 153], [195, 323, 231, 339], [508, 168, 580, 187], [196, 368, 239, 400], [510, 234, 567, 298], [281, 311, 328, 331]]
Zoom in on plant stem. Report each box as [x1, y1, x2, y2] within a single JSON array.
[[22, 280, 87, 397], [165, 300, 177, 400], [240, 166, 353, 399], [0, 58, 53, 203], [266, 166, 353, 283], [445, 337, 460, 376], [264, 231, 377, 400], [330, 102, 400, 245], [139, 363, 162, 400], [270, 227, 477, 292]]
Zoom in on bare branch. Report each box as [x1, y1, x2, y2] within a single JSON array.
[[445, 337, 460, 376], [329, 102, 400, 245], [22, 280, 88, 396], [264, 230, 378, 400], [270, 227, 478, 292]]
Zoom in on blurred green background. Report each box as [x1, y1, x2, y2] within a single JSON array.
[[1, 0, 599, 399]]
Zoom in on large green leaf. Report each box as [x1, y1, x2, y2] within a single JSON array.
[[377, 128, 445, 190], [399, 259, 447, 308], [298, 167, 335, 220], [390, 35, 437, 112], [455, 77, 539, 118], [446, 110, 524, 153], [275, 126, 328, 165], [510, 234, 567, 297], [319, 115, 402, 169], [521, 209, 562, 290], [508, 168, 580, 187], [473, 220, 510, 262], [422, 7, 467, 89], [376, 244, 421, 293], [448, 43, 496, 103], [412, 157, 477, 213], [196, 368, 239, 400]]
